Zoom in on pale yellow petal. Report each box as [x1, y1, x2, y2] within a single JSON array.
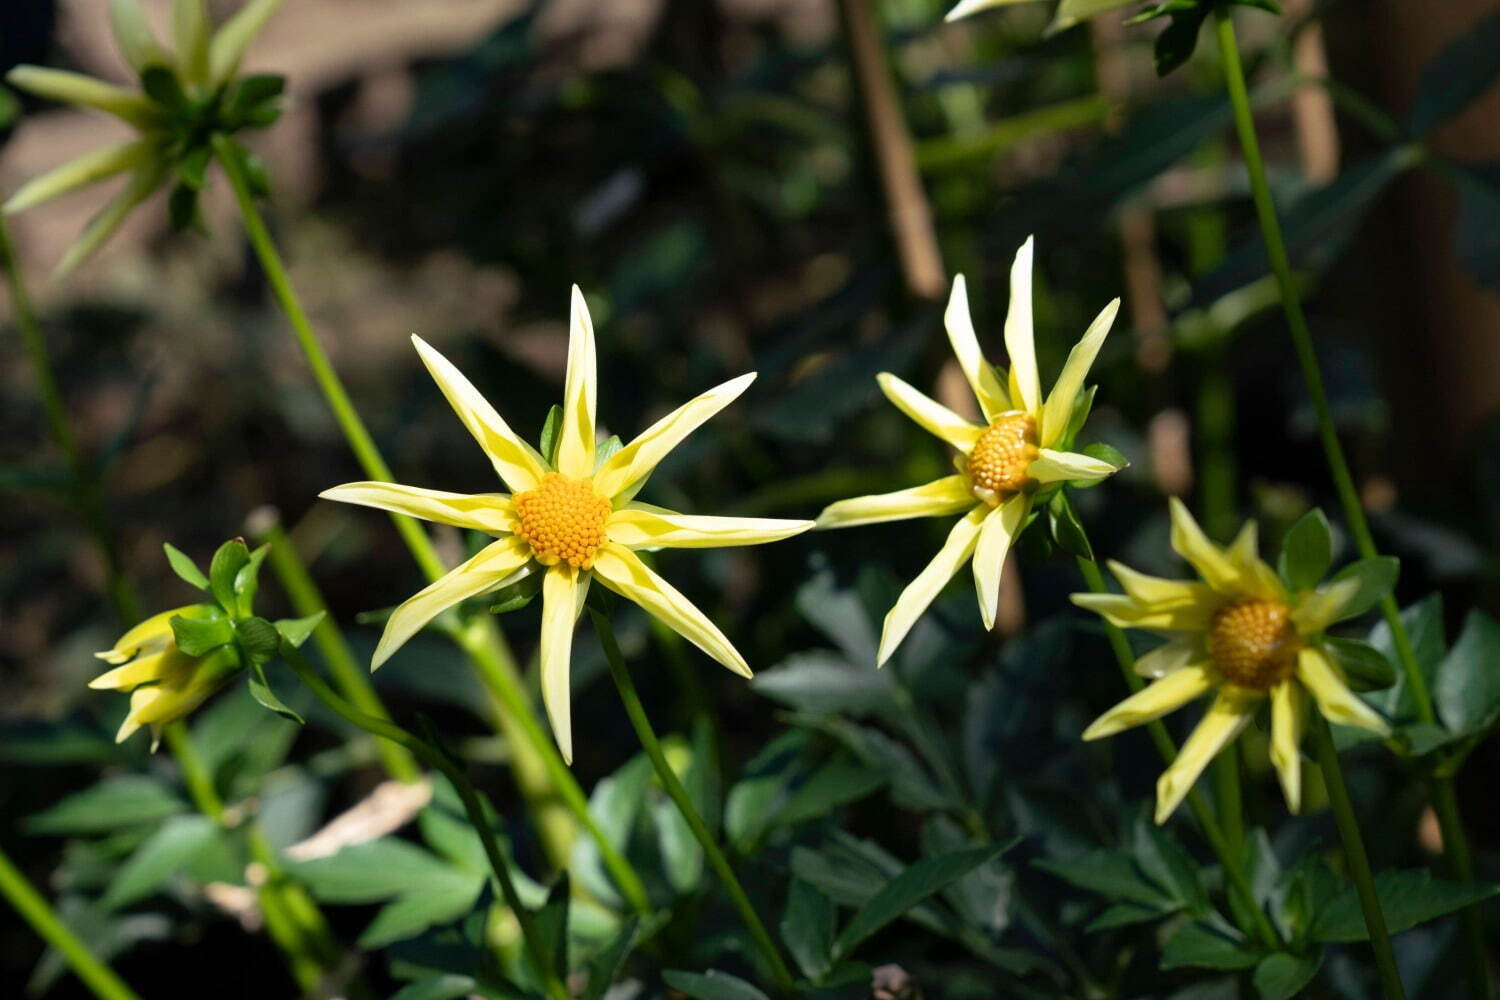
[[55, 163, 167, 277], [877, 372, 983, 451], [411, 335, 547, 492], [1168, 497, 1243, 595], [1269, 680, 1307, 814], [1225, 520, 1286, 601], [5, 67, 155, 127], [320, 482, 517, 535], [1296, 645, 1390, 736], [1071, 592, 1214, 633], [5, 141, 155, 215], [1134, 636, 1205, 679], [372, 538, 533, 670], [1155, 689, 1259, 824], [539, 565, 581, 764], [91, 651, 172, 691], [591, 543, 751, 678], [877, 507, 987, 666], [1040, 298, 1119, 447], [1108, 560, 1219, 610], [1003, 237, 1041, 416], [95, 605, 205, 664], [1082, 665, 1215, 740], [555, 285, 598, 478], [607, 507, 811, 550], [943, 275, 1009, 420], [173, 0, 211, 85], [110, 0, 169, 71], [208, 0, 285, 85], [1291, 577, 1362, 635], [816, 476, 975, 529], [973, 496, 1026, 631], [593, 373, 756, 501], [1027, 448, 1121, 485]]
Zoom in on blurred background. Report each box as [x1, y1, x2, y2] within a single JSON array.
[[3, 0, 1498, 996]]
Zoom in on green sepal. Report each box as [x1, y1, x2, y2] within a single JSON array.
[[1277, 508, 1332, 593], [488, 571, 542, 615], [233, 543, 270, 617], [274, 612, 326, 649], [232, 616, 281, 666], [208, 539, 251, 611], [1070, 442, 1129, 488], [594, 434, 624, 468], [538, 404, 563, 465], [221, 74, 284, 129], [170, 611, 234, 656], [247, 661, 304, 725], [1321, 636, 1396, 692], [175, 146, 212, 190], [1060, 384, 1098, 452], [139, 64, 189, 114], [163, 543, 210, 591], [1049, 491, 1093, 560], [1327, 557, 1399, 622]]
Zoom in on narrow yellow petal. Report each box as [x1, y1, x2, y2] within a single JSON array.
[[877, 506, 987, 666], [1224, 520, 1286, 601], [943, 275, 1009, 420], [539, 565, 580, 765], [1082, 665, 1215, 740], [91, 651, 172, 691], [1027, 447, 1121, 485], [592, 543, 751, 678], [5, 67, 156, 127], [111, 0, 170, 71], [173, 0, 211, 85], [55, 163, 167, 277], [555, 285, 598, 478], [1296, 645, 1390, 736], [1003, 237, 1041, 416], [816, 476, 974, 530], [320, 482, 516, 535], [1168, 497, 1242, 595], [1134, 636, 1205, 679], [372, 538, 533, 669], [1269, 680, 1307, 814], [1107, 560, 1219, 611], [208, 0, 285, 85], [973, 496, 1026, 631], [1155, 689, 1258, 824], [5, 140, 154, 215], [1071, 592, 1214, 633], [592, 373, 756, 500], [95, 605, 206, 664], [607, 507, 811, 549], [877, 372, 984, 451], [1291, 577, 1362, 635], [1040, 298, 1119, 447], [411, 335, 547, 492]]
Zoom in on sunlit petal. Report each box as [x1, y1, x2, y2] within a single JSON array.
[[1003, 237, 1041, 416], [877, 506, 987, 666], [607, 507, 811, 549], [173, 0, 212, 85], [110, 0, 170, 71], [877, 372, 984, 451], [1071, 592, 1214, 633], [555, 285, 598, 477], [973, 496, 1026, 631], [943, 275, 1009, 420], [208, 0, 286, 85], [1040, 298, 1119, 447], [5, 66, 156, 127], [95, 605, 207, 664], [1107, 561, 1219, 611], [1082, 665, 1215, 740], [1269, 680, 1307, 814], [56, 163, 167, 276], [816, 476, 975, 529], [321, 482, 517, 535], [1155, 688, 1259, 823], [1168, 497, 1244, 596], [1225, 520, 1286, 601], [1027, 447, 1121, 484], [539, 565, 581, 764], [1296, 645, 1390, 736], [4, 140, 155, 215], [1134, 636, 1206, 679]]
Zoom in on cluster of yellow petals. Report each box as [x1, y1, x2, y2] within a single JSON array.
[[1206, 598, 1301, 690], [965, 412, 1038, 504], [512, 472, 612, 569]]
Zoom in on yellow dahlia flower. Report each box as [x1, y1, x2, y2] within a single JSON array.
[[91, 605, 242, 748], [817, 237, 1123, 665], [322, 288, 812, 763], [1074, 499, 1393, 824]]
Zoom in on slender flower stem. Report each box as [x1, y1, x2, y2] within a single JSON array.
[[1, 213, 138, 625], [1310, 715, 1407, 999], [281, 643, 572, 1000], [0, 843, 142, 1000], [1212, 12, 1486, 992], [249, 509, 422, 783], [1076, 556, 1280, 951], [590, 610, 796, 992]]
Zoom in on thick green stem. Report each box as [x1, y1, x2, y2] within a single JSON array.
[[1, 213, 137, 625], [0, 843, 142, 1000], [1076, 557, 1280, 951], [1310, 715, 1407, 1000], [1430, 776, 1491, 998], [281, 643, 571, 1000], [1212, 12, 1485, 992], [591, 610, 795, 992], [250, 511, 422, 783]]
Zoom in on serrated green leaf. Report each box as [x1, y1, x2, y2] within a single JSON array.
[[273, 612, 325, 649], [247, 662, 303, 725], [163, 543, 210, 590], [1253, 951, 1322, 1000], [1278, 509, 1332, 592], [782, 878, 836, 981], [1310, 870, 1500, 942], [1161, 922, 1260, 971], [208, 539, 251, 612], [662, 970, 769, 1000], [170, 612, 234, 656], [832, 844, 1008, 958], [101, 814, 218, 909]]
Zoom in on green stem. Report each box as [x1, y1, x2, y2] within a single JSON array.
[[591, 610, 795, 992], [1430, 776, 1491, 998], [281, 643, 571, 1000], [1076, 557, 1280, 951], [1212, 744, 1245, 860], [163, 721, 225, 821], [1309, 715, 1407, 999], [0, 843, 142, 1000], [1212, 12, 1486, 992], [251, 511, 422, 783], [0, 213, 137, 625]]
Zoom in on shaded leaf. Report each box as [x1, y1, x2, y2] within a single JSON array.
[[1161, 922, 1261, 971], [25, 776, 186, 835], [101, 814, 219, 909], [1253, 951, 1323, 1000], [1408, 9, 1500, 135], [163, 544, 210, 591], [1310, 870, 1500, 942], [782, 878, 836, 982], [1278, 509, 1332, 593], [833, 843, 1009, 958], [663, 970, 770, 1000]]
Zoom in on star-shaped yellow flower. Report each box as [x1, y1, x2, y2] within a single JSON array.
[[322, 288, 812, 763], [1074, 498, 1392, 824], [817, 237, 1123, 665]]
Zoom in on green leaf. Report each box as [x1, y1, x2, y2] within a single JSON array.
[[1253, 952, 1323, 1000], [358, 877, 484, 948], [139, 65, 187, 112], [538, 404, 563, 464], [782, 878, 836, 982], [1309, 869, 1500, 942], [233, 616, 281, 666], [288, 838, 480, 903], [1322, 637, 1396, 692], [1048, 491, 1093, 560], [273, 612, 325, 649], [1035, 850, 1177, 909], [170, 612, 234, 656], [1161, 922, 1261, 971], [101, 814, 218, 909], [247, 662, 303, 725], [1153, 6, 1211, 77], [750, 652, 896, 716], [581, 917, 639, 1000], [774, 760, 886, 830], [488, 571, 542, 615], [662, 970, 770, 1000], [1368, 594, 1446, 722], [1435, 611, 1500, 736], [175, 146, 211, 190], [1073, 442, 1129, 487], [163, 543, 210, 590], [1408, 8, 1500, 135], [24, 776, 186, 835], [1328, 556, 1400, 622], [832, 844, 1008, 958], [1133, 817, 1209, 915], [1278, 509, 1332, 592], [208, 539, 251, 612], [1086, 901, 1173, 931], [388, 976, 480, 1000]]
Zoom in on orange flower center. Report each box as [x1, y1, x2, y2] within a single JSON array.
[[966, 413, 1038, 505], [512, 473, 611, 569], [1207, 598, 1300, 690]]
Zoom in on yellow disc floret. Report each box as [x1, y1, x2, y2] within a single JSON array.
[[1207, 598, 1300, 690], [966, 412, 1038, 505], [512, 473, 611, 569]]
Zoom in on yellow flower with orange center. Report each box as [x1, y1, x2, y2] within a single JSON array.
[[816, 237, 1124, 664], [1074, 499, 1393, 824], [321, 287, 812, 763]]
